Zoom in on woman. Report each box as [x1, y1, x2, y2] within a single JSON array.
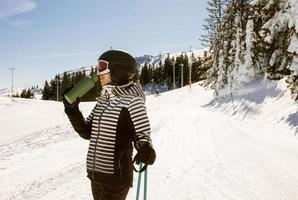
[[63, 49, 156, 200]]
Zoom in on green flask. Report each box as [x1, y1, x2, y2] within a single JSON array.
[[64, 74, 98, 104]]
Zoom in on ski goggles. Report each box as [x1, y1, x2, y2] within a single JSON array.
[[97, 60, 110, 75]]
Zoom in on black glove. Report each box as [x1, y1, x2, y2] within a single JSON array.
[[62, 86, 80, 113], [134, 143, 156, 165]]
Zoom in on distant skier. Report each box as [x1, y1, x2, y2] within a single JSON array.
[[156, 88, 160, 96], [63, 50, 156, 200]]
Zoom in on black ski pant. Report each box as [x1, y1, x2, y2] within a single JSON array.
[[91, 180, 130, 200]]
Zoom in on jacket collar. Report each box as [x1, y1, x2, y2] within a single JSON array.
[[101, 81, 146, 101]]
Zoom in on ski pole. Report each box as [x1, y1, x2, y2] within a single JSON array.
[[230, 92, 236, 114], [144, 167, 148, 200], [136, 162, 148, 200], [136, 162, 143, 200]]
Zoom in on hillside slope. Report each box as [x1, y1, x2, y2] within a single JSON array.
[[0, 78, 297, 200]]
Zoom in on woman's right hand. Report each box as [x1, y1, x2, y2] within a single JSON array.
[[62, 86, 80, 111]]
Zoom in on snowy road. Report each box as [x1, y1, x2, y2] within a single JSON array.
[[1, 81, 298, 200], [145, 85, 298, 200]]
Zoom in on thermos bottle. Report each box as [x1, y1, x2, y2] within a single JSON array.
[[64, 74, 98, 104]]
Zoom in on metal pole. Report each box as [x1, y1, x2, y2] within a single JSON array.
[[11, 69, 14, 97], [180, 64, 183, 88], [189, 63, 192, 90], [9, 68, 16, 98], [136, 163, 143, 200], [144, 168, 148, 200], [56, 76, 59, 101], [189, 51, 192, 91], [173, 61, 175, 90]]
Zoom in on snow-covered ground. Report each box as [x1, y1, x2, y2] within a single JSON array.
[[1, 77, 298, 200]]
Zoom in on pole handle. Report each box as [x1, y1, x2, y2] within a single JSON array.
[[133, 159, 147, 173]]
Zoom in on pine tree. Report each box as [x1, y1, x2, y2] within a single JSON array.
[[153, 63, 163, 84], [18, 88, 34, 99], [175, 55, 183, 87], [80, 68, 100, 101], [204, 0, 297, 99], [238, 18, 258, 83], [14, 92, 20, 98], [61, 72, 72, 92], [288, 74, 298, 101], [163, 56, 174, 87], [20, 89, 26, 98], [25, 88, 34, 99], [49, 77, 58, 101], [182, 54, 189, 86], [228, 0, 250, 92], [207, 0, 250, 96], [259, 0, 294, 80], [42, 81, 51, 100], [159, 60, 167, 84], [148, 64, 154, 84], [203, 0, 228, 90], [87, 67, 102, 101], [193, 57, 208, 81], [74, 71, 84, 85], [140, 63, 150, 86], [202, 51, 214, 87], [200, 0, 226, 47], [191, 57, 200, 82]]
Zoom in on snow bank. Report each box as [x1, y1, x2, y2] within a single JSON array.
[[204, 76, 298, 133]]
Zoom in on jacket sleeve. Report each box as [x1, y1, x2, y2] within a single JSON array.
[[64, 105, 95, 140], [127, 96, 152, 150]]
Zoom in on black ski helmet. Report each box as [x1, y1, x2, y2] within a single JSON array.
[[98, 50, 138, 85]]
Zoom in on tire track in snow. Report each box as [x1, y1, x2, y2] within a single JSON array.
[[170, 111, 242, 200], [0, 123, 90, 200], [0, 124, 75, 159], [5, 162, 87, 200], [0, 135, 89, 200]]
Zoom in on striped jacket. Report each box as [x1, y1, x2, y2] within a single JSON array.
[[66, 82, 152, 185]]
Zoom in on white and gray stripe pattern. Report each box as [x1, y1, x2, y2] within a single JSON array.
[[85, 82, 151, 175]]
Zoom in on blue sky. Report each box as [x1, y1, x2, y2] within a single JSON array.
[[0, 0, 208, 88]]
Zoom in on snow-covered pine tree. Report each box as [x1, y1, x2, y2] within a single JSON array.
[[206, 0, 256, 97], [228, 0, 250, 92], [202, 0, 226, 89], [286, 0, 298, 100], [205, 0, 297, 100], [249, 0, 270, 74], [238, 18, 259, 82], [259, 0, 295, 80], [213, 0, 241, 96]]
